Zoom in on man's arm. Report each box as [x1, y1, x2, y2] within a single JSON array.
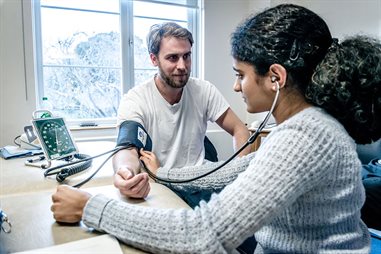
[[215, 107, 251, 156], [112, 148, 141, 175], [112, 148, 150, 198]]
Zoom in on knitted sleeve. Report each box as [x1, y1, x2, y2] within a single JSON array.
[[83, 114, 340, 253], [155, 151, 256, 189]]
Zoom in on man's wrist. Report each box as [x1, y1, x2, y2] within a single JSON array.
[[116, 165, 142, 176], [116, 165, 131, 173]]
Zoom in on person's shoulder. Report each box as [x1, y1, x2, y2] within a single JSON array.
[[123, 77, 155, 97], [280, 107, 349, 142], [302, 107, 340, 128], [131, 77, 155, 92], [186, 77, 214, 91], [285, 107, 333, 128]]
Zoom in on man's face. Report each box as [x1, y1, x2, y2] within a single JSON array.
[[150, 37, 192, 88]]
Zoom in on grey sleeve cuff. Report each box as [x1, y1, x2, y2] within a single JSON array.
[[156, 167, 169, 180], [82, 194, 113, 231]]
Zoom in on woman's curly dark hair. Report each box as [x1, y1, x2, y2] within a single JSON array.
[[308, 36, 381, 144], [231, 4, 381, 144], [231, 4, 332, 90]]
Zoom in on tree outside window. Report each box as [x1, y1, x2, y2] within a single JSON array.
[[35, 0, 199, 122]]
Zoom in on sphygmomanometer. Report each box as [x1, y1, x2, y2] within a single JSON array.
[[29, 114, 153, 188], [116, 120, 152, 152], [29, 111, 93, 184]]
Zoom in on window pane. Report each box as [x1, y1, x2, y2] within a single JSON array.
[[147, 0, 198, 7], [39, 2, 122, 120], [43, 66, 121, 119], [41, 0, 119, 13], [41, 8, 120, 67], [133, 29, 151, 70], [134, 1, 188, 21]]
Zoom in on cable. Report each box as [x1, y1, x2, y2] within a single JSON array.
[[44, 146, 122, 177], [141, 123, 268, 183], [72, 148, 125, 188], [13, 135, 41, 150], [55, 154, 93, 182], [71, 120, 266, 186], [43, 146, 132, 188], [142, 135, 252, 184], [13, 135, 21, 146]]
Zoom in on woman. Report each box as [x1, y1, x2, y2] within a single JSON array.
[[52, 4, 381, 253]]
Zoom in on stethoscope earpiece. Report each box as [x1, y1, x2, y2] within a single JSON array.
[[271, 77, 280, 91]]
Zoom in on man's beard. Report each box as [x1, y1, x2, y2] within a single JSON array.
[[158, 66, 190, 89]]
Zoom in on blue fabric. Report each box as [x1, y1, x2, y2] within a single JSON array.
[[168, 185, 257, 253], [169, 185, 222, 209], [371, 235, 381, 254], [362, 159, 381, 179], [361, 159, 381, 230]]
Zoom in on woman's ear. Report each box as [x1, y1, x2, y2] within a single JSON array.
[[268, 64, 287, 90]]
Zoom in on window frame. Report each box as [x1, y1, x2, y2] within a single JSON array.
[[32, 0, 201, 127]]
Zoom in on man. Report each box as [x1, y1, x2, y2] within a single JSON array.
[[113, 22, 251, 203]]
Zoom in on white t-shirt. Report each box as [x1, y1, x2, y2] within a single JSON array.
[[117, 77, 229, 169]]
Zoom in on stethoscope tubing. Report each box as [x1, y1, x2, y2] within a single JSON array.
[[45, 82, 280, 186], [143, 82, 280, 184]]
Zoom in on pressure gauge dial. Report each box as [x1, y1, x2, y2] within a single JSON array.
[[32, 117, 78, 160]]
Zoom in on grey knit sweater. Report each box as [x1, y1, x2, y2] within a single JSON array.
[[83, 107, 370, 253]]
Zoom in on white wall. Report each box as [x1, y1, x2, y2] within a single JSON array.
[[203, 0, 276, 159], [203, 0, 271, 123], [272, 0, 381, 39], [203, 0, 253, 159], [204, 0, 251, 123], [1, 0, 37, 147]]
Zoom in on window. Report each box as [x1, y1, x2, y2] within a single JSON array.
[[33, 0, 200, 124]]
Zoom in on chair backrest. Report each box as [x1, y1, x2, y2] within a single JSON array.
[[204, 136, 218, 162]]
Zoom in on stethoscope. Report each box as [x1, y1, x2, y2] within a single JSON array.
[[46, 79, 280, 187], [142, 79, 281, 183]]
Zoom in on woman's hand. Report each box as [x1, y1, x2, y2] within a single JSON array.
[[140, 149, 160, 175], [51, 185, 92, 223]]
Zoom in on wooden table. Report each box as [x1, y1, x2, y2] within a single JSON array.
[[0, 184, 190, 253], [1, 141, 117, 195], [0, 140, 191, 253]]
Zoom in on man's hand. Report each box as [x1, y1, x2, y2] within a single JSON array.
[[51, 185, 91, 223], [113, 166, 150, 198]]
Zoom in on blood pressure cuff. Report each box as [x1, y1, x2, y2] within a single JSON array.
[[116, 120, 152, 151]]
